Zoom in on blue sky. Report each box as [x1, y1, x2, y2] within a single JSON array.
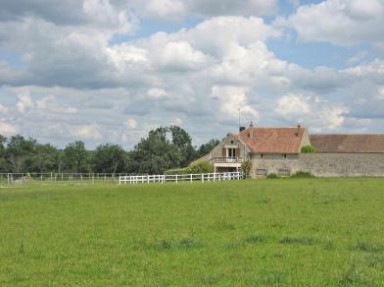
[[0, 0, 383, 149]]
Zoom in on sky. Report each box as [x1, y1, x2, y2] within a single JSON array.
[[0, 0, 383, 149]]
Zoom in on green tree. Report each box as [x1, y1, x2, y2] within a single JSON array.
[[93, 143, 128, 173], [131, 127, 182, 174], [169, 125, 196, 166], [196, 139, 220, 158], [6, 135, 37, 173], [63, 141, 91, 173], [0, 135, 9, 172], [29, 144, 59, 173]]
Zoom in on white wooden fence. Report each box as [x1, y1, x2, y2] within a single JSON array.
[[119, 172, 243, 184]]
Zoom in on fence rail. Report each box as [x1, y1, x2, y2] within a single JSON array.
[[0, 172, 244, 186], [119, 172, 243, 184], [0, 173, 132, 186]]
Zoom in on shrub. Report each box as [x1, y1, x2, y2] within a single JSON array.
[[240, 160, 252, 178], [266, 173, 279, 179], [291, 171, 314, 178], [185, 160, 213, 174], [301, 145, 316, 153]]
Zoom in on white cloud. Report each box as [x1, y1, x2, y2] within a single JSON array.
[[288, 0, 384, 47], [0, 104, 9, 113], [275, 94, 310, 116], [211, 85, 258, 121], [106, 45, 148, 72], [16, 93, 34, 113], [0, 121, 18, 135], [143, 0, 185, 21], [36, 96, 78, 114], [155, 41, 210, 71], [124, 118, 138, 129], [185, 16, 280, 57], [275, 94, 348, 130], [146, 88, 167, 99], [378, 87, 384, 100], [187, 0, 277, 17], [0, 1, 383, 149], [71, 124, 102, 139], [82, 0, 137, 34]]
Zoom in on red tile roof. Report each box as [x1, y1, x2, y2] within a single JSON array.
[[310, 134, 384, 153], [237, 127, 306, 154]]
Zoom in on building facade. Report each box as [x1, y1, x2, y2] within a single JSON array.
[[206, 125, 384, 177]]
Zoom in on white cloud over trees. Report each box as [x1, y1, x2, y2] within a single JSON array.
[[0, 0, 383, 148]]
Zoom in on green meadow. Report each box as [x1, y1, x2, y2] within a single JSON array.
[[1, 178, 384, 286]]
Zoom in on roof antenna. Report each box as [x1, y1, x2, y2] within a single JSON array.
[[238, 108, 240, 131]]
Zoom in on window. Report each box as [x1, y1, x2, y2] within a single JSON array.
[[228, 148, 236, 158], [278, 168, 291, 176], [256, 168, 268, 176]]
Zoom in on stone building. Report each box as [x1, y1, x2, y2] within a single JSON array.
[[300, 134, 384, 177], [206, 124, 384, 177]]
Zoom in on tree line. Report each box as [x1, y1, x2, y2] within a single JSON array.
[[0, 126, 219, 175]]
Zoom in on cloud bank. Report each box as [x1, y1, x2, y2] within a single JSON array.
[[0, 0, 383, 148]]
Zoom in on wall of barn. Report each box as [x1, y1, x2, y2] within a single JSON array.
[[298, 153, 384, 177], [249, 153, 384, 177]]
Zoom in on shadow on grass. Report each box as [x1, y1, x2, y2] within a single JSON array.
[[140, 237, 205, 252], [279, 236, 318, 246]]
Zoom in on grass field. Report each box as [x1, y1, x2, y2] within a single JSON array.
[[1, 178, 384, 286]]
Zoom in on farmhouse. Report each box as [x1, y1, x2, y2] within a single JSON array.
[[207, 124, 384, 177]]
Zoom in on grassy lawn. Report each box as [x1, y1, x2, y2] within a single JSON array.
[[1, 178, 384, 286]]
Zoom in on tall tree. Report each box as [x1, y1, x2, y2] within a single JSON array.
[[0, 135, 8, 172], [92, 143, 128, 173], [169, 125, 196, 167], [131, 127, 182, 174], [63, 141, 90, 173], [196, 139, 220, 158], [29, 143, 59, 173], [6, 135, 37, 173]]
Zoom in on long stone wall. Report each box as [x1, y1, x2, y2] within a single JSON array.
[[249, 153, 384, 177], [298, 153, 384, 177]]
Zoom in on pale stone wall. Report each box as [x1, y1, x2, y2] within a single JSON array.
[[209, 135, 247, 159], [298, 153, 384, 177], [250, 154, 300, 177], [249, 153, 384, 177]]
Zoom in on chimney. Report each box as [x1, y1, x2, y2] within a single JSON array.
[[248, 122, 254, 139], [295, 124, 301, 137]]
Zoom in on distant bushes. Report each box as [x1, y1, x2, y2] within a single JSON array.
[[290, 171, 315, 178], [185, 160, 214, 174], [266, 173, 279, 179], [240, 160, 252, 178], [265, 171, 315, 179], [301, 145, 316, 153], [165, 160, 214, 175]]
